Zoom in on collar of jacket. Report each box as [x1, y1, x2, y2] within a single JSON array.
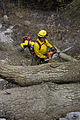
[[37, 38, 46, 45]]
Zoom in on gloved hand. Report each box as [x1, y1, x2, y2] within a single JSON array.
[[50, 47, 57, 54], [44, 55, 49, 61], [45, 56, 48, 59], [51, 47, 57, 51]]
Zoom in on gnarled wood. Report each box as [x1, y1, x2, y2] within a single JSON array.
[[59, 52, 77, 62], [0, 61, 80, 86], [0, 83, 80, 120]]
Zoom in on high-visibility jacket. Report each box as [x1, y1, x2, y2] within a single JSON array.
[[34, 39, 53, 58], [20, 40, 34, 48]]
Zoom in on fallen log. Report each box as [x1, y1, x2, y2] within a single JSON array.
[[58, 52, 77, 61], [56, 47, 77, 62], [0, 83, 80, 120], [0, 61, 80, 86]]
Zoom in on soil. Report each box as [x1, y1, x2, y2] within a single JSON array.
[[0, 1, 80, 89]]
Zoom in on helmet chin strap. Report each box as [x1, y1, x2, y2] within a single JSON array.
[[40, 38, 46, 43], [40, 37, 44, 41]]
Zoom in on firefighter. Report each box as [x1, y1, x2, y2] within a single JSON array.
[[31, 30, 57, 65], [20, 34, 35, 55]]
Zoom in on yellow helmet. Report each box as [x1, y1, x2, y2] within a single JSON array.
[[38, 30, 48, 38]]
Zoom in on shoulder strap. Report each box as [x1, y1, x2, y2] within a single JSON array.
[[28, 40, 31, 46], [36, 41, 41, 50], [36, 40, 47, 50]]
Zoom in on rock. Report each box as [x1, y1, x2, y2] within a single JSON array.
[[60, 112, 80, 120], [0, 24, 2, 29], [24, 20, 31, 26], [60, 118, 67, 120], [15, 12, 23, 18], [12, 24, 21, 30], [0, 118, 6, 120], [3, 15, 9, 22], [0, 79, 4, 82], [66, 112, 80, 120]]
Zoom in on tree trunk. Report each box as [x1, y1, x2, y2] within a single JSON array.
[[0, 61, 79, 86], [58, 52, 77, 62], [0, 59, 79, 120], [0, 83, 80, 120]]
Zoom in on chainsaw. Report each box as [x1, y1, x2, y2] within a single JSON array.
[[45, 46, 73, 61]]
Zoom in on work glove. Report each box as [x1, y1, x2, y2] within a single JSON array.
[[50, 47, 57, 52], [50, 47, 57, 55], [44, 56, 49, 62], [45, 56, 49, 59]]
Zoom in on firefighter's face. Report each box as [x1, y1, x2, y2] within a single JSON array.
[[41, 37, 45, 42]]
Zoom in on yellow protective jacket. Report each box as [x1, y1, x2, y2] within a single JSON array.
[[20, 40, 34, 48], [34, 39, 53, 58]]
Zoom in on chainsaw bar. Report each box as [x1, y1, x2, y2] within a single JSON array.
[[45, 46, 73, 61], [60, 46, 73, 53]]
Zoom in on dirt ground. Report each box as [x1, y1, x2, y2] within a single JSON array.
[[0, 5, 80, 89]]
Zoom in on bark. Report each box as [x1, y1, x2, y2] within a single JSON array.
[[0, 56, 79, 120], [0, 83, 80, 120], [56, 48, 78, 62], [0, 60, 79, 86], [58, 52, 77, 62]]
